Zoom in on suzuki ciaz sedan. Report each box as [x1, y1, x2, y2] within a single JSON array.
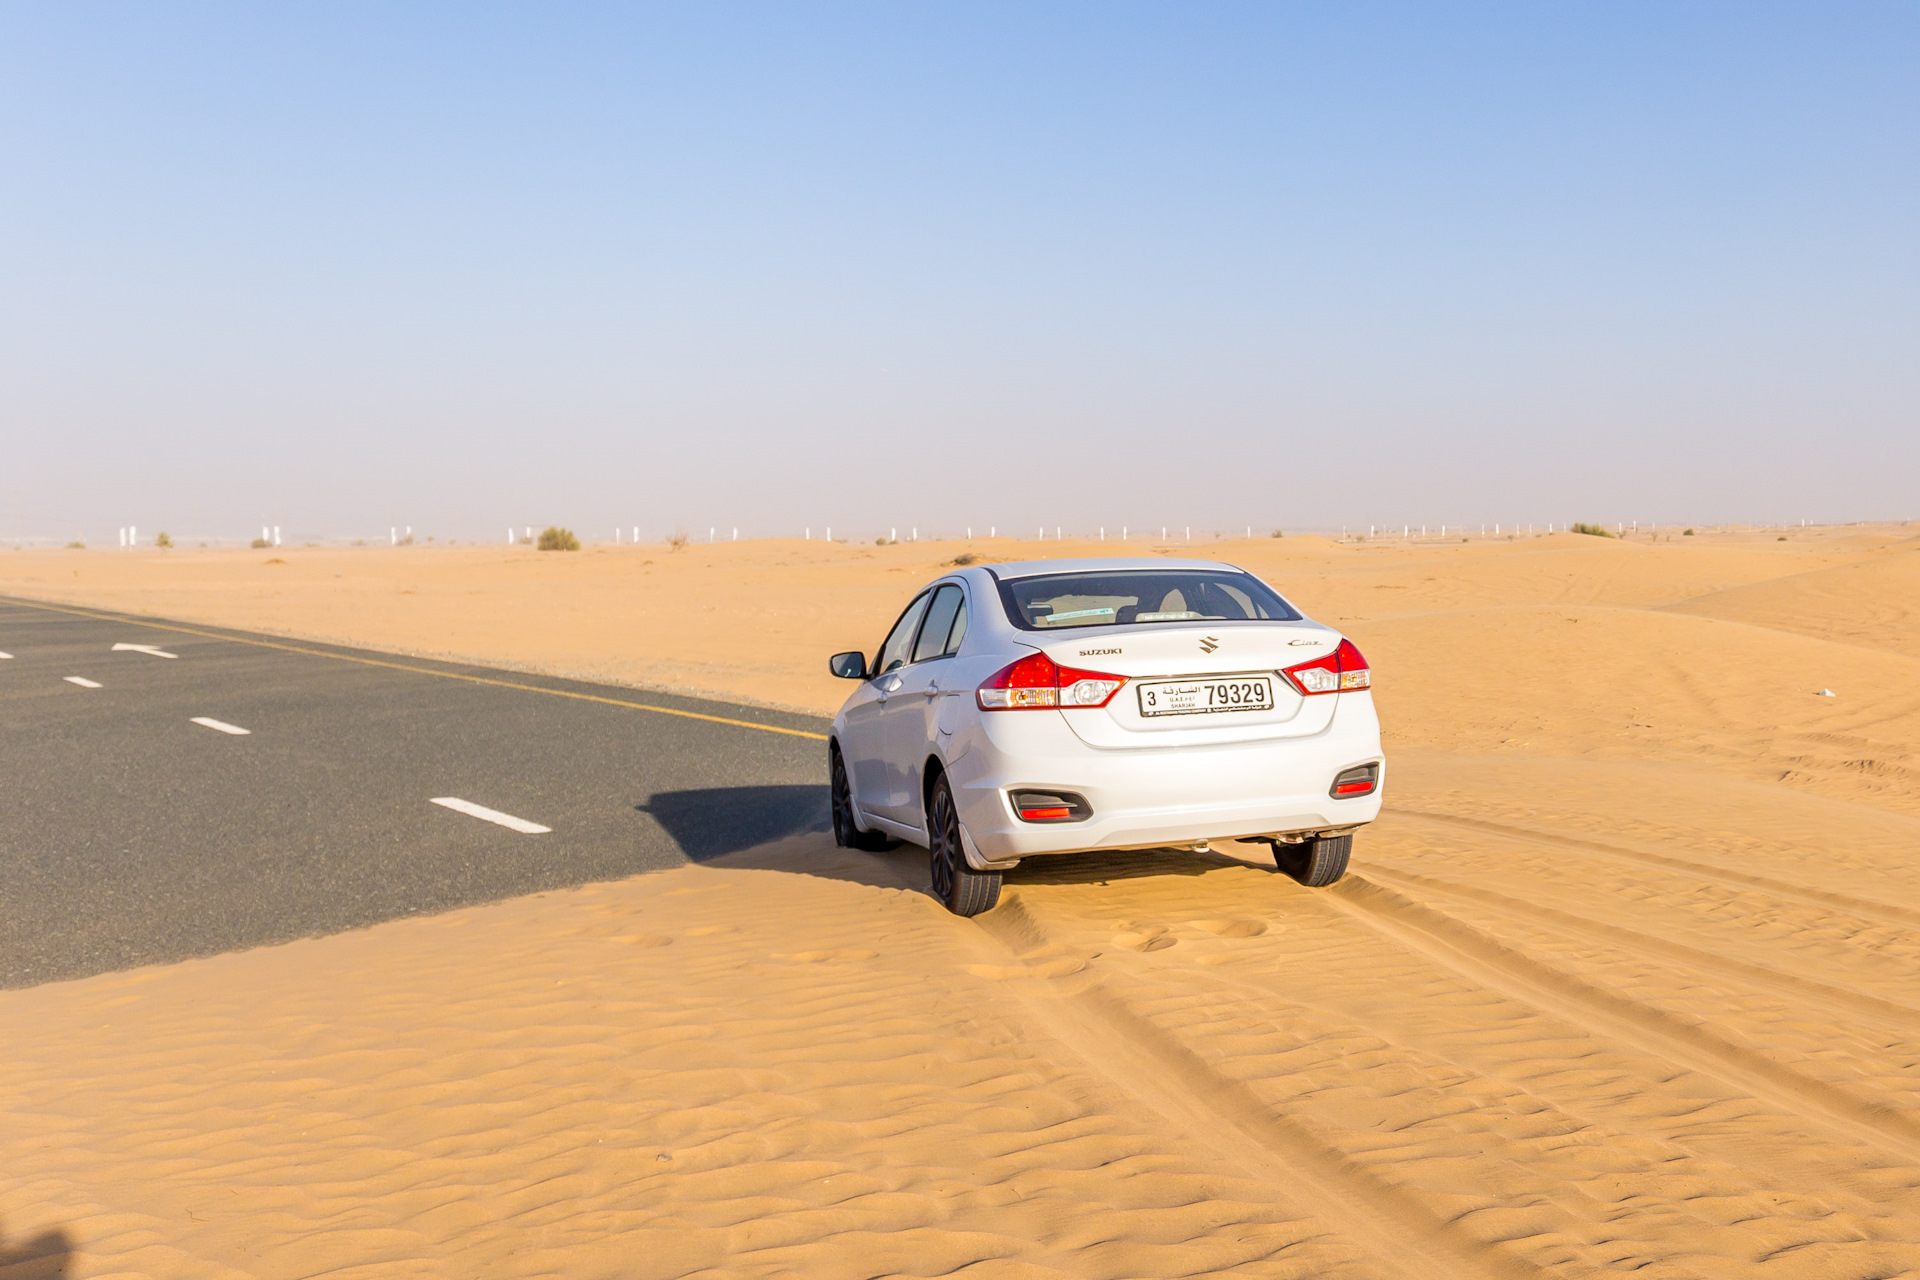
[[827, 557, 1384, 916]]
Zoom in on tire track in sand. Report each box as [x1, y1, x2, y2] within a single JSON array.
[[1328, 874, 1920, 1166], [1394, 808, 1920, 931], [1360, 862, 1920, 1032], [966, 896, 1553, 1280]]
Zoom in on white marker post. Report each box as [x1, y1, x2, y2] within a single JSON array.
[[274, 526, 281, 547], [507, 528, 514, 545]]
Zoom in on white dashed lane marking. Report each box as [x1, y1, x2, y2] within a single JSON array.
[[112, 643, 178, 659], [190, 717, 251, 736], [0, 651, 13, 659], [430, 797, 551, 834], [64, 676, 102, 688]]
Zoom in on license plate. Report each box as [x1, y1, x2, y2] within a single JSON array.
[[1136, 675, 1275, 717]]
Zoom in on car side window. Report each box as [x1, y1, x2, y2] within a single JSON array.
[[875, 593, 930, 676], [912, 585, 965, 664], [943, 597, 967, 655]]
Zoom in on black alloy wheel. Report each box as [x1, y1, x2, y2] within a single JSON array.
[[928, 774, 1001, 916], [830, 745, 892, 851]]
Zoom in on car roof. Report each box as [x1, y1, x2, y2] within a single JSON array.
[[983, 556, 1241, 580]]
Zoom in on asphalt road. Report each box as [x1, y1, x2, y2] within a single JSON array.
[[0, 595, 832, 988]]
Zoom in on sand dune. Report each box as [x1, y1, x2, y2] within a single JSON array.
[[5, 525, 1920, 1276]]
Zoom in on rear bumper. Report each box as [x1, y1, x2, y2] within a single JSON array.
[[947, 694, 1384, 864]]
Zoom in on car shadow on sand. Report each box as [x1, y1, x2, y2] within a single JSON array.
[[0, 1215, 72, 1278], [643, 786, 1278, 893]]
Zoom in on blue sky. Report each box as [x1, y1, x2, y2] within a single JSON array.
[[3, 3, 1915, 542]]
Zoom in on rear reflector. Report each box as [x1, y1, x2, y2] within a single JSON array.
[[1011, 789, 1091, 822], [1330, 763, 1379, 799], [1282, 638, 1371, 696]]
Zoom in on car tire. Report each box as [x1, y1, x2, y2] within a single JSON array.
[[830, 745, 895, 852], [1274, 833, 1351, 887], [928, 773, 1000, 916]]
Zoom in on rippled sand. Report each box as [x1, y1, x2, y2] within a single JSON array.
[[4, 525, 1920, 1277]]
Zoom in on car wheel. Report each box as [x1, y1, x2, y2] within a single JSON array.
[[830, 745, 894, 851], [1274, 833, 1351, 887], [928, 774, 1000, 916]]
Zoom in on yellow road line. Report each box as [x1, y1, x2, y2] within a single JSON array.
[[1, 596, 830, 742]]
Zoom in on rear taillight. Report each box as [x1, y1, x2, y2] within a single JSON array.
[[1281, 638, 1371, 696], [978, 652, 1128, 710]]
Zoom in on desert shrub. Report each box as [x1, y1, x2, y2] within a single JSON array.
[[950, 552, 978, 566], [1683, 528, 1695, 536], [251, 537, 271, 549], [537, 526, 580, 551], [65, 541, 84, 549], [1271, 529, 1284, 538], [1570, 522, 1615, 538], [667, 529, 688, 551], [1778, 535, 1788, 541], [875, 537, 894, 546], [154, 531, 173, 548], [352, 538, 366, 546]]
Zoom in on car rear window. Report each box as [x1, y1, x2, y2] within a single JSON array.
[[998, 570, 1301, 631]]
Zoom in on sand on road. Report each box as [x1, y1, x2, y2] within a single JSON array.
[[4, 526, 1920, 1277]]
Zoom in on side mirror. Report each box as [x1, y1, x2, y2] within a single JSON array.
[[828, 651, 869, 680]]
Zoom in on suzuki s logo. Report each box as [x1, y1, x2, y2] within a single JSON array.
[[1198, 635, 1220, 654]]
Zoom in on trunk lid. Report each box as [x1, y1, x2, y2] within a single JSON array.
[[1033, 620, 1345, 748]]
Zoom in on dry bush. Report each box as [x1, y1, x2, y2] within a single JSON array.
[[1570, 522, 1615, 538], [667, 529, 688, 551], [154, 532, 173, 548], [537, 526, 580, 552]]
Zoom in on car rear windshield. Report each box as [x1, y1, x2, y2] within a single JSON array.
[[998, 570, 1301, 631]]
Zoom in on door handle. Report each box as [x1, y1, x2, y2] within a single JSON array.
[[923, 680, 941, 698]]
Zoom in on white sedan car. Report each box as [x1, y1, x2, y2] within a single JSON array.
[[827, 557, 1384, 915]]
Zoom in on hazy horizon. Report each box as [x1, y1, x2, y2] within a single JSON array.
[[4, 4, 1916, 543]]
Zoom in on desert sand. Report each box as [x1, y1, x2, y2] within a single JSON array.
[[4, 526, 1920, 1277]]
